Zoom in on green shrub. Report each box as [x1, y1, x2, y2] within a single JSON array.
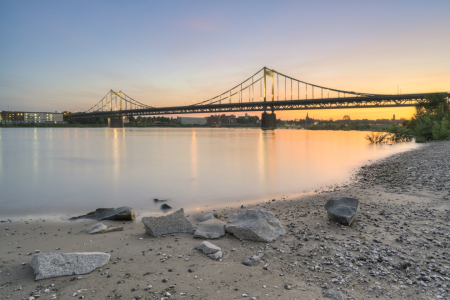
[[432, 117, 450, 140], [386, 122, 412, 142], [407, 93, 450, 142]]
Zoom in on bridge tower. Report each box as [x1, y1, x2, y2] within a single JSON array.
[[261, 67, 277, 130], [108, 117, 124, 128]]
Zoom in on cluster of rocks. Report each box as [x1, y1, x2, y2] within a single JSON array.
[[29, 206, 288, 280], [28, 195, 364, 282], [143, 207, 287, 261]]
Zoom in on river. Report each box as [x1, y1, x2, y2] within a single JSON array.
[[0, 127, 420, 219]]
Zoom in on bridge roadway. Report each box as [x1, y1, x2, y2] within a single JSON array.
[[71, 93, 449, 129]]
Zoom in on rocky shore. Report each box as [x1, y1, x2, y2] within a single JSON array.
[[1, 141, 449, 300]]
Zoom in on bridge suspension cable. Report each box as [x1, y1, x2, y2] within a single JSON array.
[[189, 67, 381, 108], [191, 68, 266, 107], [85, 90, 152, 113], [83, 66, 386, 114]]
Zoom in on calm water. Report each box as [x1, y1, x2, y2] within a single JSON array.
[[0, 128, 419, 219]]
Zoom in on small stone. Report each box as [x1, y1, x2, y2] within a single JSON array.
[[208, 250, 222, 260], [324, 289, 345, 300], [242, 254, 263, 266], [196, 241, 221, 255], [85, 223, 108, 234], [161, 204, 172, 210], [195, 211, 222, 222]]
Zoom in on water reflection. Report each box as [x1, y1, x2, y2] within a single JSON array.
[[191, 130, 198, 192], [0, 128, 420, 218]]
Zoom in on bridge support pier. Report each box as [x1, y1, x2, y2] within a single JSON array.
[[261, 112, 277, 130], [108, 117, 124, 128]]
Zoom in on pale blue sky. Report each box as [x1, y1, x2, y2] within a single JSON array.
[[1, 0, 449, 119]]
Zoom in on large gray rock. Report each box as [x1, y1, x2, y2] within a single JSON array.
[[324, 197, 360, 226], [142, 208, 194, 237], [196, 241, 222, 260], [195, 211, 222, 222], [225, 207, 285, 242], [30, 252, 110, 280], [70, 206, 135, 221], [194, 219, 226, 239]]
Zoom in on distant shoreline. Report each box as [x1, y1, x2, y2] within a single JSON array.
[[0, 123, 393, 132], [0, 123, 261, 129]]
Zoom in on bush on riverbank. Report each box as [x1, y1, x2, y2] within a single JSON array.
[[396, 93, 450, 142], [365, 132, 389, 143]]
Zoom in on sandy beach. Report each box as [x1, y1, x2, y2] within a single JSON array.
[[1, 141, 449, 300]]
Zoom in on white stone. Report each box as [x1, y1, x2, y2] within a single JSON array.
[[30, 252, 110, 280], [197, 241, 221, 254]]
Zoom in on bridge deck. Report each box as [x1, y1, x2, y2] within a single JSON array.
[[71, 93, 448, 119]]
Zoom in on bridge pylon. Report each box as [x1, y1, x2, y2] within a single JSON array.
[[108, 117, 124, 128], [261, 67, 276, 130]]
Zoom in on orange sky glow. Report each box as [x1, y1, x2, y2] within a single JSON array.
[[1, 1, 449, 120]]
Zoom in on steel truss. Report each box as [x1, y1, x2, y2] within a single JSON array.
[[72, 94, 447, 119], [74, 66, 449, 119]]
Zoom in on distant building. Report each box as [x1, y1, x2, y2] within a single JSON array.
[[206, 114, 236, 126], [305, 112, 313, 124], [177, 117, 207, 125], [0, 111, 63, 124]]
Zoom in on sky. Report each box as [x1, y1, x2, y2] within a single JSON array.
[[1, 0, 449, 120]]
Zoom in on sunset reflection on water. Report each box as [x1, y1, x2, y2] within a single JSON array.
[[0, 128, 420, 218]]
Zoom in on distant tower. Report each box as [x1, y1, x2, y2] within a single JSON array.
[[393, 114, 395, 121]]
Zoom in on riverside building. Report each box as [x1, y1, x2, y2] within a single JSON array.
[[177, 117, 207, 125], [0, 111, 64, 124]]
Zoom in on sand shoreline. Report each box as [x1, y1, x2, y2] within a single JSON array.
[[1, 141, 449, 300]]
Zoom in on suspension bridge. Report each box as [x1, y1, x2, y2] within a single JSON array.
[[70, 67, 449, 129]]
